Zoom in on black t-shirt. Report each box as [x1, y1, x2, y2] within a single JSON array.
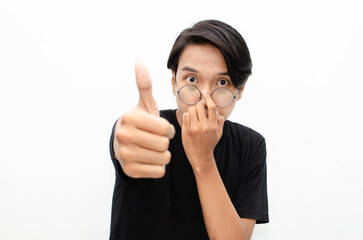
[[109, 109, 269, 240]]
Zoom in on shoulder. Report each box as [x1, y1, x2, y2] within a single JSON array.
[[224, 120, 265, 146], [222, 120, 267, 167]]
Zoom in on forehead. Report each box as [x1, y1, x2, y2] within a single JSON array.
[[177, 44, 228, 73]]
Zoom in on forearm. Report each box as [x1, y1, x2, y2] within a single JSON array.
[[193, 157, 251, 240]]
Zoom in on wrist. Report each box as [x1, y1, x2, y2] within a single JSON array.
[[191, 154, 217, 177]]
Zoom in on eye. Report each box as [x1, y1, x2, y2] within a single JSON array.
[[217, 79, 229, 86], [186, 76, 197, 84]]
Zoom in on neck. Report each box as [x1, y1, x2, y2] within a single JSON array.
[[176, 109, 183, 127]]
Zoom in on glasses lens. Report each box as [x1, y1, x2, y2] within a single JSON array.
[[212, 88, 234, 107], [178, 85, 201, 105]]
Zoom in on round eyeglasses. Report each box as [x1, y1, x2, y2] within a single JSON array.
[[176, 85, 240, 108]]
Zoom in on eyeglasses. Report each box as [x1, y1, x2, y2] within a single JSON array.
[[176, 84, 240, 108]]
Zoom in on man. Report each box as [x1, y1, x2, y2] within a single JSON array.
[[109, 20, 269, 239]]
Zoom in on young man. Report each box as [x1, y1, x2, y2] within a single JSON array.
[[109, 20, 269, 240]]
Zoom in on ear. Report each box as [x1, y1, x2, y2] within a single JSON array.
[[236, 84, 246, 101], [171, 70, 176, 96]]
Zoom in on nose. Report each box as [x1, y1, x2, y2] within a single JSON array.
[[199, 96, 207, 107], [199, 88, 210, 107]]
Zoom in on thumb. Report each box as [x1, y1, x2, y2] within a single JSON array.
[[135, 60, 159, 116]]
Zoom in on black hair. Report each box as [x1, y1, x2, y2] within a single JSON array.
[[167, 19, 252, 88]]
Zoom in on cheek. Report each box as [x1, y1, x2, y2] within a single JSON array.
[[217, 104, 236, 120], [175, 94, 196, 121], [175, 93, 184, 109], [175, 97, 192, 126], [217, 109, 227, 119], [171, 85, 176, 96], [176, 98, 188, 114]]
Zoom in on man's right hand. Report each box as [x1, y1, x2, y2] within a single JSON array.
[[113, 61, 175, 178]]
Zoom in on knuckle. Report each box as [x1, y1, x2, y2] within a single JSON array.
[[209, 123, 217, 132], [115, 128, 126, 141], [115, 130, 122, 141], [189, 127, 198, 135], [200, 126, 208, 133], [116, 127, 134, 144], [121, 108, 142, 124], [119, 147, 132, 161], [122, 163, 133, 176], [120, 112, 132, 124], [118, 147, 127, 159]]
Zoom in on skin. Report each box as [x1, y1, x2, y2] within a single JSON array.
[[113, 45, 256, 239]]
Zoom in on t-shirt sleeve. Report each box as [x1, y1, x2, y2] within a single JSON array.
[[109, 119, 131, 181], [233, 131, 269, 223]]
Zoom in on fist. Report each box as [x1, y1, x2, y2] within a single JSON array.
[[113, 61, 175, 178]]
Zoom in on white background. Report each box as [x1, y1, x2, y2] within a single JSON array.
[[1, 0, 362, 239]]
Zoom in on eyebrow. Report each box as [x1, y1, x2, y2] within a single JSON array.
[[181, 66, 229, 76], [182, 66, 197, 73]]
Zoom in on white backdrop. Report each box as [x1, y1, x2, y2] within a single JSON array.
[[1, 0, 362, 239]]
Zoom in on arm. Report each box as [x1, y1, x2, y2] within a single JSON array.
[[193, 158, 255, 240], [182, 93, 255, 240]]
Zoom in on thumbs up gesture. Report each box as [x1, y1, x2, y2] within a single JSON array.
[[113, 61, 175, 178]]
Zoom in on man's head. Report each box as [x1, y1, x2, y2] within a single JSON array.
[[167, 20, 252, 124], [167, 19, 252, 89]]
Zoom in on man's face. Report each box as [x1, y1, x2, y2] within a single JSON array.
[[171, 43, 244, 126]]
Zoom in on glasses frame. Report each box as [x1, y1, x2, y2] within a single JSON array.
[[176, 84, 240, 108]]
